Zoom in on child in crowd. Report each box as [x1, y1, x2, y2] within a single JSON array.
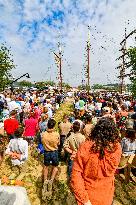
[[41, 119, 60, 192], [5, 127, 28, 166]]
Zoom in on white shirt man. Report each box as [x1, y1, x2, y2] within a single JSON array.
[[5, 138, 28, 166]]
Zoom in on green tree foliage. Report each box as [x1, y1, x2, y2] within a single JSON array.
[[18, 80, 32, 88], [45, 81, 55, 86], [35, 81, 71, 90], [92, 84, 104, 89], [62, 82, 71, 89], [128, 47, 136, 97], [35, 81, 45, 89], [35, 81, 55, 89], [0, 44, 15, 90]]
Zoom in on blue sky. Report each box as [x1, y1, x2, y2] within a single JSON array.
[[0, 0, 136, 85]]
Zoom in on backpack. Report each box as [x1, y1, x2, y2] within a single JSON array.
[[37, 143, 45, 154]]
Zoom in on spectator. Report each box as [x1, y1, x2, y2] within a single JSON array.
[[83, 115, 94, 139], [71, 118, 121, 205], [0, 117, 4, 136], [23, 112, 38, 145], [121, 130, 136, 156], [74, 112, 84, 133], [0, 96, 4, 115], [79, 97, 85, 117], [4, 110, 19, 140], [39, 114, 48, 133], [7, 96, 21, 113], [58, 114, 72, 159], [5, 127, 28, 166], [64, 121, 85, 177], [41, 119, 60, 192], [2, 105, 9, 120]]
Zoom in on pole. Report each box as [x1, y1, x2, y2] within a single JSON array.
[[120, 27, 127, 94], [87, 44, 90, 88], [10, 73, 30, 93], [121, 47, 125, 94], [120, 65, 124, 94], [53, 51, 62, 90], [117, 28, 136, 92], [11, 73, 30, 84], [59, 50, 62, 91], [86, 26, 91, 93]]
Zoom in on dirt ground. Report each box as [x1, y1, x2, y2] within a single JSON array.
[[0, 156, 135, 205]]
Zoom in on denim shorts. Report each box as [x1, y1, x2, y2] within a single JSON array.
[[44, 150, 59, 166]]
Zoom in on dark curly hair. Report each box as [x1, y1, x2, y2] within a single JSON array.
[[126, 129, 136, 142], [89, 117, 121, 159], [73, 121, 80, 133], [47, 119, 56, 129]]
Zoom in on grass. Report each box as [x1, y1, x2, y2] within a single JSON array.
[[114, 176, 136, 205]]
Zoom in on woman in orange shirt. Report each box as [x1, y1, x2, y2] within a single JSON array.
[[71, 118, 122, 205]]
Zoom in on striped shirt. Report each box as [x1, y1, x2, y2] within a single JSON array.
[[121, 138, 136, 156]]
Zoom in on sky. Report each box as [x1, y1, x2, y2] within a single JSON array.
[[0, 0, 136, 86]]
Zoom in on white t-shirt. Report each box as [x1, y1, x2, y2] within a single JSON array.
[[8, 101, 21, 112], [6, 97, 11, 103], [5, 138, 28, 166]]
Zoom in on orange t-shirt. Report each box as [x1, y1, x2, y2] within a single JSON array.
[[71, 140, 122, 205]]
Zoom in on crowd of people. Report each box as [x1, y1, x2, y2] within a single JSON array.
[[0, 89, 136, 205], [0, 89, 64, 165]]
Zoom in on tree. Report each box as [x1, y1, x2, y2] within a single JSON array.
[[128, 47, 136, 97], [92, 84, 104, 90], [0, 44, 15, 90], [62, 82, 71, 89], [44, 81, 55, 86], [18, 80, 32, 88], [35, 81, 46, 89], [35, 81, 55, 89]]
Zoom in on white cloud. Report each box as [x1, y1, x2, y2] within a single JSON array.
[[0, 0, 136, 86]]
